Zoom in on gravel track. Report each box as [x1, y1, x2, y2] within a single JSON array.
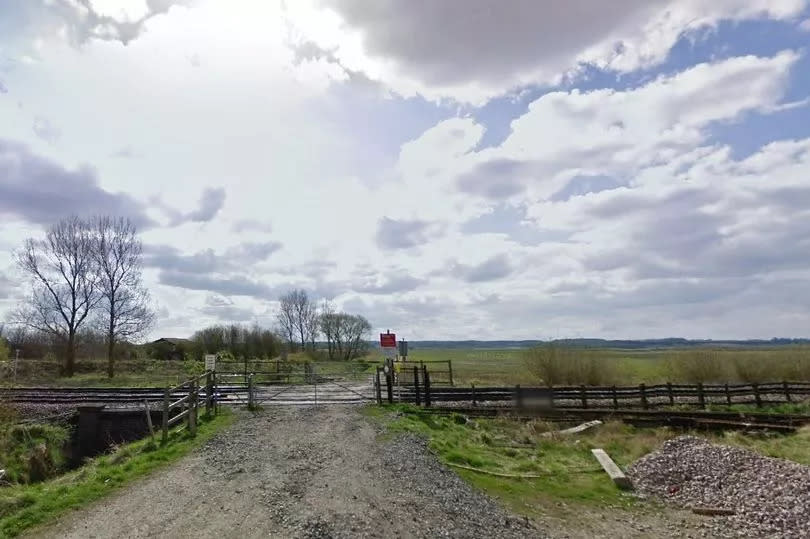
[[26, 406, 542, 539]]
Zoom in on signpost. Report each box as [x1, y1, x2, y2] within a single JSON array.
[[204, 354, 217, 372], [380, 330, 397, 359]]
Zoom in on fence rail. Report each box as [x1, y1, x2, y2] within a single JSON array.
[[381, 376, 810, 410]]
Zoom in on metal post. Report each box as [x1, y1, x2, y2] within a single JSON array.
[[248, 374, 255, 409], [386, 370, 393, 404]]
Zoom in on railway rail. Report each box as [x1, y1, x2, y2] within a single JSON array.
[[401, 406, 810, 432]]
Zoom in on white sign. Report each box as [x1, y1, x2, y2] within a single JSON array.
[[382, 346, 397, 360], [204, 354, 217, 372]]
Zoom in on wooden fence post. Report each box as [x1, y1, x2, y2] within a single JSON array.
[[413, 366, 421, 406], [375, 367, 382, 405], [753, 383, 762, 408], [697, 382, 705, 409], [212, 372, 218, 415], [423, 365, 431, 407], [725, 383, 731, 405], [205, 371, 213, 416], [162, 387, 169, 445], [639, 383, 648, 410], [580, 385, 587, 409], [471, 383, 477, 407], [248, 374, 255, 409], [143, 400, 155, 444], [611, 385, 618, 410], [783, 381, 792, 403], [667, 383, 674, 406], [447, 360, 454, 386], [187, 380, 197, 436]]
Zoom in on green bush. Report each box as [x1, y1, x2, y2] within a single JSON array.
[[523, 343, 617, 386], [732, 353, 776, 383], [0, 338, 9, 362], [0, 423, 69, 484], [665, 349, 729, 383]]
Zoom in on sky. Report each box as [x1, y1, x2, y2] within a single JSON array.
[[1, 0, 810, 341]]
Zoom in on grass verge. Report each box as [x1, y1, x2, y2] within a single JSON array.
[[365, 404, 810, 523], [0, 409, 234, 538]]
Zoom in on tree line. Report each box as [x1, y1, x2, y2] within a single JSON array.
[[10, 216, 154, 377], [2, 217, 374, 374], [277, 290, 371, 360]]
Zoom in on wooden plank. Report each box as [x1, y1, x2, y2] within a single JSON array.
[[591, 448, 633, 490], [540, 420, 602, 437]]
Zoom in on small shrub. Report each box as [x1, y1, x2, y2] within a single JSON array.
[[666, 349, 729, 383], [523, 343, 618, 386], [732, 353, 774, 383], [0, 423, 69, 484], [0, 338, 9, 362]]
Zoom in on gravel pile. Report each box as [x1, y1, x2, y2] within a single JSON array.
[[628, 435, 810, 538]]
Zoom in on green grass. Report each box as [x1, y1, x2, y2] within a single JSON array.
[[409, 346, 810, 387], [0, 421, 69, 484], [0, 409, 234, 538], [366, 404, 810, 522]]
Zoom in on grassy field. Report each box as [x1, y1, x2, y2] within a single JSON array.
[[366, 404, 810, 524], [0, 409, 234, 537], [5, 345, 810, 388], [409, 346, 810, 386]]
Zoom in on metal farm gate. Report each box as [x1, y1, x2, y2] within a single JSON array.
[[212, 360, 377, 406]]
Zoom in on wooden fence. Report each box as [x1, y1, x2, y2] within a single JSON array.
[[160, 372, 215, 443], [381, 374, 810, 410]]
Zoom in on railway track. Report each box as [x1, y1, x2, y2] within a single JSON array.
[[0, 386, 248, 404], [405, 406, 810, 432]]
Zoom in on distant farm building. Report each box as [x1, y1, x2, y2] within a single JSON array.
[[149, 337, 192, 361]]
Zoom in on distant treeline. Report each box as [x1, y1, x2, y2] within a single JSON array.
[[402, 338, 810, 350]]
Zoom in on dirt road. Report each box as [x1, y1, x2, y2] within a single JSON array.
[[28, 406, 541, 539]]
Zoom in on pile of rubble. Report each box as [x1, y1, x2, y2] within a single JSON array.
[[628, 435, 810, 537]]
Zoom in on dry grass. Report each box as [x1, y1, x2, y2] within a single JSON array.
[[523, 343, 619, 386]]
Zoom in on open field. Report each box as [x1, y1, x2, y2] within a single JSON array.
[[409, 346, 810, 386], [4, 345, 810, 390]]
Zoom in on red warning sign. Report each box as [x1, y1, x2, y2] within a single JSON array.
[[380, 333, 396, 348]]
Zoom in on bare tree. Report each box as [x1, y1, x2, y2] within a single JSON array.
[[15, 216, 100, 376], [91, 216, 154, 378], [320, 300, 337, 360], [278, 289, 318, 351], [277, 292, 298, 351], [320, 309, 371, 361]]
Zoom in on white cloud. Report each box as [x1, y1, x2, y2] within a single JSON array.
[[799, 18, 810, 31], [287, 0, 807, 103], [1, 2, 809, 340]]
